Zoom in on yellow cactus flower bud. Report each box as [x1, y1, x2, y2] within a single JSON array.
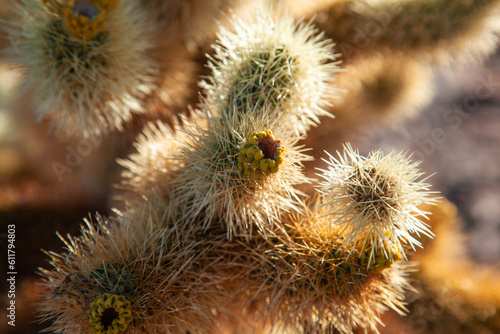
[[237, 129, 285, 178], [259, 159, 269, 171], [88, 293, 132, 334], [254, 150, 265, 160], [62, 0, 118, 40]]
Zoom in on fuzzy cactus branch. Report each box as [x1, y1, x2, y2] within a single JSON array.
[[8, 0, 155, 136], [314, 0, 500, 64]]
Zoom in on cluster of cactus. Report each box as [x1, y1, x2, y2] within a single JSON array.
[[4, 0, 500, 333]]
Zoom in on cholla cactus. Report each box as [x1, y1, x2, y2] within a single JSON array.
[[8, 0, 154, 136], [313, 0, 500, 64], [170, 106, 312, 238], [317, 144, 436, 264], [119, 103, 312, 238], [116, 119, 195, 206], [39, 202, 233, 333], [6, 1, 498, 333], [225, 205, 414, 333], [203, 7, 339, 134]]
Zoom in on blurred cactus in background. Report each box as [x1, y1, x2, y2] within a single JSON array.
[[2, 0, 500, 333]]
